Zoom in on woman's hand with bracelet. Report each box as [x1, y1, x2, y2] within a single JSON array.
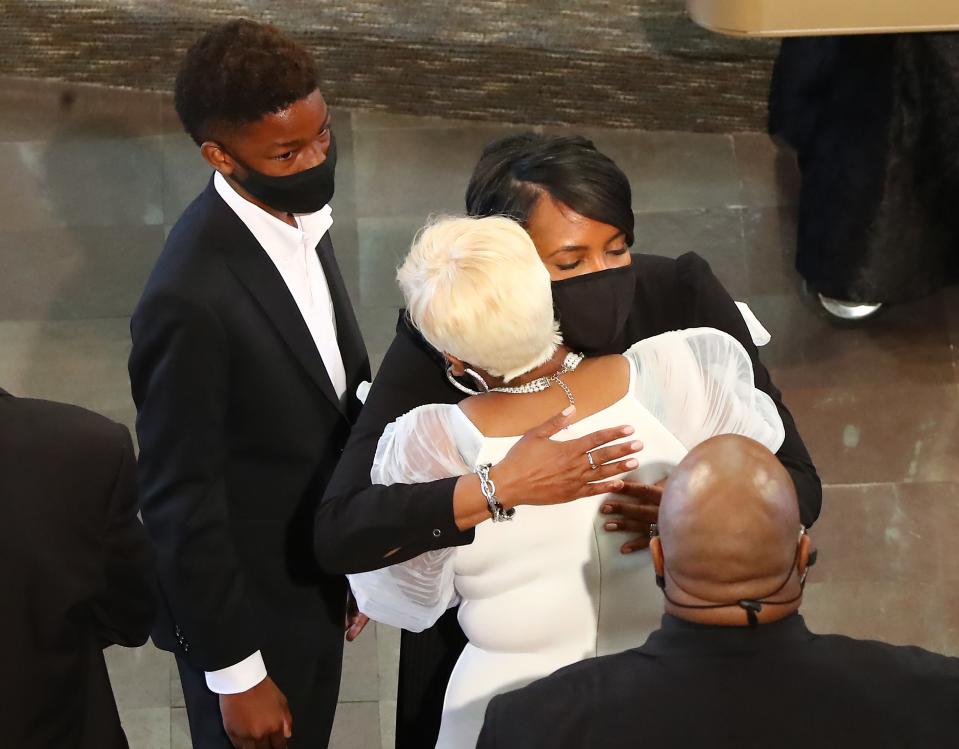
[[452, 406, 641, 529]]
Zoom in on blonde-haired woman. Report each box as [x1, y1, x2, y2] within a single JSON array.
[[350, 215, 786, 748]]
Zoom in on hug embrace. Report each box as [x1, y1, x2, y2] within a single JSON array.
[[129, 19, 819, 749]]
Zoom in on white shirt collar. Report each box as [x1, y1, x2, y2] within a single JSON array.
[[213, 171, 333, 258]]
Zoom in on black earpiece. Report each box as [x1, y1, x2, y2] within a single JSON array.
[[738, 599, 762, 628]]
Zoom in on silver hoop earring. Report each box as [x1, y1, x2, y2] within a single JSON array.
[[464, 368, 490, 393], [446, 366, 483, 396]]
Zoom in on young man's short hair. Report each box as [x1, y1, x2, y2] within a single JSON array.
[[175, 19, 319, 146]]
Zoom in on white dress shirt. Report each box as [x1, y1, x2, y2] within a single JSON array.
[[206, 172, 346, 694], [215, 171, 346, 402]]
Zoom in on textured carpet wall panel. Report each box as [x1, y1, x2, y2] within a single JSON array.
[[0, 0, 777, 131]]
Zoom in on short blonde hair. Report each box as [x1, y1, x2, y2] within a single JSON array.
[[398, 215, 561, 383]]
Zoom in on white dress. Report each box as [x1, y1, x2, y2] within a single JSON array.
[[350, 328, 785, 748]]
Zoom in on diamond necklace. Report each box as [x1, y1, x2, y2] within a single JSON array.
[[489, 352, 585, 407]]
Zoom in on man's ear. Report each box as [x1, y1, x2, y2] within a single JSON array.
[[650, 536, 664, 577], [650, 536, 666, 589], [446, 353, 467, 377], [798, 531, 812, 579], [200, 140, 236, 176]]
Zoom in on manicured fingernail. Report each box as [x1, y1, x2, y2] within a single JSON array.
[[622, 426, 634, 435], [562, 405, 575, 416], [625, 459, 639, 469], [605, 522, 619, 531], [622, 546, 635, 554], [629, 441, 643, 451], [601, 505, 613, 514]]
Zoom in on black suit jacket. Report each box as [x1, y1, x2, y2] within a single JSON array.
[[478, 614, 959, 748], [0, 390, 155, 749], [316, 251, 821, 575], [129, 179, 369, 673]]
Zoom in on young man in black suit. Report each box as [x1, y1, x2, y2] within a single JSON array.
[[316, 134, 822, 747], [129, 21, 370, 749], [1, 388, 155, 749], [477, 435, 959, 748]]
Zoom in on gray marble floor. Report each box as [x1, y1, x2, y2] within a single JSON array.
[[2, 76, 958, 749]]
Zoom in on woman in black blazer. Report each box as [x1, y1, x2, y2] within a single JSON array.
[[316, 133, 821, 748]]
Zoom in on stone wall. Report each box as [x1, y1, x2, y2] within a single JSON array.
[[0, 0, 778, 131]]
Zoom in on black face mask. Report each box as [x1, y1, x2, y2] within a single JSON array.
[[230, 134, 337, 215], [551, 264, 636, 355]]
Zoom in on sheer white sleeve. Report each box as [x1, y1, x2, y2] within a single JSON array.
[[625, 328, 785, 453], [347, 403, 480, 633]]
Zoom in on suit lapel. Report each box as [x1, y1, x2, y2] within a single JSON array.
[[211, 185, 344, 413], [315, 233, 370, 418]]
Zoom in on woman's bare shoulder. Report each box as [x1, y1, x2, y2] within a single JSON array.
[[457, 391, 525, 436]]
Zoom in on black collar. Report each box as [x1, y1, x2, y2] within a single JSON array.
[[638, 613, 814, 657], [396, 308, 447, 366], [0, 387, 10, 398]]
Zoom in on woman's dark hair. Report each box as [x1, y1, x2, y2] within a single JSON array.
[[175, 19, 319, 146], [465, 133, 635, 246]]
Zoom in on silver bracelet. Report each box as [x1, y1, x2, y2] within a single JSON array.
[[476, 464, 516, 523]]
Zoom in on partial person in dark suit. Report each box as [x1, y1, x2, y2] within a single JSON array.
[[770, 35, 959, 318], [0, 388, 155, 749], [129, 20, 370, 749], [477, 435, 959, 749], [316, 134, 821, 747]]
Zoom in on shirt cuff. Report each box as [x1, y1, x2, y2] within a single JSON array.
[[422, 476, 474, 547], [734, 301, 771, 347], [205, 651, 268, 694]]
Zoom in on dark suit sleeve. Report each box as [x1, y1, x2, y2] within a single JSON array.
[[92, 423, 156, 648], [677, 252, 822, 526], [130, 292, 259, 670], [315, 319, 474, 575], [476, 694, 505, 749]]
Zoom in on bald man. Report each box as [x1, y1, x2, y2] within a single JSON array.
[[477, 436, 959, 749]]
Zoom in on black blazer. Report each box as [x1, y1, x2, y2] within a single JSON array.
[[478, 614, 959, 748], [0, 390, 154, 749], [129, 179, 369, 672], [316, 252, 821, 574]]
